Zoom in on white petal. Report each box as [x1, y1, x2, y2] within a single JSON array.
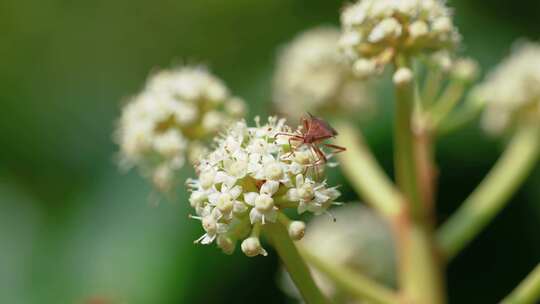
[[261, 180, 279, 195], [295, 174, 304, 187], [314, 192, 330, 204], [244, 192, 258, 206], [233, 201, 248, 213], [229, 185, 243, 199], [297, 202, 308, 214], [208, 192, 220, 205], [201, 234, 216, 245], [249, 209, 262, 224], [215, 171, 236, 187], [287, 189, 299, 202], [217, 223, 229, 234]]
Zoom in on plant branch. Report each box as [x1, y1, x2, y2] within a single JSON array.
[[430, 81, 465, 128], [333, 120, 403, 218], [437, 123, 540, 260], [264, 221, 329, 304], [501, 264, 540, 304], [393, 57, 446, 304], [298, 245, 399, 304], [394, 59, 423, 220]]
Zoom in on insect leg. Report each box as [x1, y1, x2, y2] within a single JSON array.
[[323, 143, 346, 154], [274, 132, 298, 139]]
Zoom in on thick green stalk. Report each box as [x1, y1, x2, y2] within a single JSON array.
[[298, 246, 399, 304], [333, 121, 403, 218], [263, 221, 328, 304], [394, 63, 423, 219], [501, 264, 540, 304], [393, 58, 446, 304], [438, 124, 540, 260], [396, 221, 445, 304]]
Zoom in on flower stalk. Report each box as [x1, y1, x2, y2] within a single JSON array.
[[263, 220, 328, 304], [393, 57, 446, 304], [394, 57, 424, 221], [298, 245, 399, 304], [501, 263, 540, 304], [438, 123, 540, 260], [333, 120, 403, 218], [430, 80, 466, 128]]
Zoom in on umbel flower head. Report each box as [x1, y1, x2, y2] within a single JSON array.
[[340, 0, 461, 78], [477, 42, 540, 134], [116, 66, 246, 191], [187, 117, 341, 256], [273, 26, 373, 120]]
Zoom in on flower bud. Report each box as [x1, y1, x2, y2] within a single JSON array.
[[393, 68, 413, 86], [241, 237, 268, 257], [217, 235, 236, 255], [288, 221, 306, 241]]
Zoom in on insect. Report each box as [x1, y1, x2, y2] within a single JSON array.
[[276, 113, 346, 167]]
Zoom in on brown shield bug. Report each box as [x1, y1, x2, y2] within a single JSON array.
[[276, 113, 346, 167]]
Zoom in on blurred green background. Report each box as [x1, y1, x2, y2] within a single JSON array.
[[1, 0, 539, 303]]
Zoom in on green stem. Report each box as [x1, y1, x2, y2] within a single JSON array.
[[396, 221, 445, 304], [394, 59, 423, 220], [263, 221, 328, 304], [437, 124, 540, 260], [501, 264, 540, 304], [298, 246, 399, 304], [437, 94, 484, 136], [333, 121, 403, 218], [422, 68, 443, 106], [393, 57, 446, 304], [430, 81, 465, 127]]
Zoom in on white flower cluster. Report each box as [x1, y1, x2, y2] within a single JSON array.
[[340, 0, 461, 78], [187, 117, 341, 256], [478, 42, 540, 134], [117, 66, 246, 191], [273, 27, 373, 120]]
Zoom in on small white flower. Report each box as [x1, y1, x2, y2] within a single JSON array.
[[245, 181, 280, 224], [273, 26, 374, 121], [116, 65, 246, 190], [477, 41, 540, 134], [208, 184, 247, 220], [187, 117, 342, 256], [194, 215, 229, 245], [340, 0, 461, 78], [288, 174, 341, 215]]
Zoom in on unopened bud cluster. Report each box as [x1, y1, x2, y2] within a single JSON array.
[[273, 27, 373, 120], [476, 42, 540, 134], [340, 0, 461, 78], [117, 66, 245, 191], [187, 117, 341, 256]]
